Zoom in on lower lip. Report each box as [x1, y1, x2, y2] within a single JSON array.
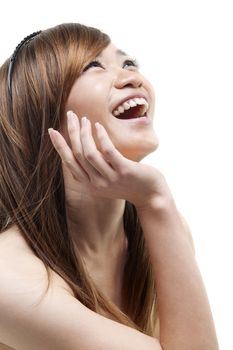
[[115, 114, 151, 125]]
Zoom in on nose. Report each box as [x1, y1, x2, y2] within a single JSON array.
[[114, 69, 143, 89]]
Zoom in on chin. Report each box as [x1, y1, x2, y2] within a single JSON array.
[[121, 137, 159, 162]]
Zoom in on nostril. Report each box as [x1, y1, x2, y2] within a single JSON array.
[[124, 83, 135, 88], [114, 72, 143, 89]]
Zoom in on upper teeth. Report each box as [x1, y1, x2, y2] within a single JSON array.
[[113, 97, 149, 116]]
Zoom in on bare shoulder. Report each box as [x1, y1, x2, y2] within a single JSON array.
[[0, 226, 161, 350], [0, 225, 73, 349], [0, 225, 74, 295], [0, 225, 46, 285]]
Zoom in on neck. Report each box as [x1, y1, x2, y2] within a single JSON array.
[[65, 189, 127, 259]]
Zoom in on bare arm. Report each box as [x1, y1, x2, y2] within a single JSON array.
[[136, 195, 219, 350], [0, 248, 162, 350], [48, 114, 219, 349]]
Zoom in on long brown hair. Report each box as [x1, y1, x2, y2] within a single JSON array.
[[0, 23, 158, 336]]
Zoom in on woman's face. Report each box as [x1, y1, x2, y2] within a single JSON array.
[[63, 42, 158, 161]]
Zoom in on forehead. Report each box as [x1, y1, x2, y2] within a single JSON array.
[[96, 43, 129, 59]]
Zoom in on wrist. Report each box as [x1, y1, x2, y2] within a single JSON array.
[[134, 176, 176, 214], [135, 193, 176, 214]]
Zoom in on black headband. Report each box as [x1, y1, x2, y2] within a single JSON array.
[[7, 31, 42, 98]]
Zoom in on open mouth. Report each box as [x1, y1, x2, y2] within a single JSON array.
[[112, 97, 149, 120]]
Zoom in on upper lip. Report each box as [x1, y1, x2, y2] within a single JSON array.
[[111, 92, 149, 113]]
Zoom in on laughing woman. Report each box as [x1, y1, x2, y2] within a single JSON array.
[[0, 23, 219, 349]]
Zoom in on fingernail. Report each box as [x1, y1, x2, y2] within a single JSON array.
[[48, 128, 56, 142], [82, 116, 87, 125], [95, 122, 101, 129], [67, 111, 75, 125]]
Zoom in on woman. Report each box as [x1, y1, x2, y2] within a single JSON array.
[[0, 23, 218, 349]]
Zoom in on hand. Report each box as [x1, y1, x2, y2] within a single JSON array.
[[48, 111, 171, 210]]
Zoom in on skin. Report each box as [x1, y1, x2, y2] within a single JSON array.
[[48, 43, 161, 291], [0, 43, 219, 350]]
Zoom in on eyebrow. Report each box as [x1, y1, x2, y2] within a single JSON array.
[[95, 48, 140, 67], [115, 49, 128, 56], [97, 49, 128, 58], [116, 49, 140, 67]]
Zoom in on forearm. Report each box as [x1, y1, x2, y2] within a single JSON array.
[[136, 196, 219, 350]]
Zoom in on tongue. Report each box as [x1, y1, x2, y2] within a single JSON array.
[[115, 105, 142, 119]]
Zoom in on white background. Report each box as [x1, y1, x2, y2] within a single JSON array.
[[1, 0, 232, 348]]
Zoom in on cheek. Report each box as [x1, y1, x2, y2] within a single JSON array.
[[148, 83, 155, 105], [143, 78, 155, 109], [66, 82, 106, 119]]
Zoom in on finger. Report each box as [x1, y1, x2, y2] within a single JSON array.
[[80, 117, 117, 179], [94, 122, 128, 173], [48, 128, 89, 182], [67, 111, 99, 177]]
